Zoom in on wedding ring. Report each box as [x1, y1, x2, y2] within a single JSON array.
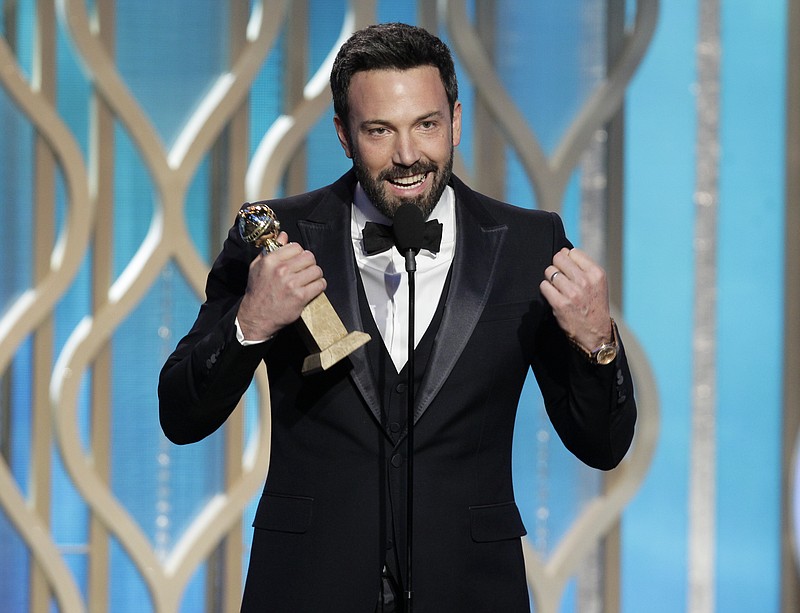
[[549, 271, 561, 283]]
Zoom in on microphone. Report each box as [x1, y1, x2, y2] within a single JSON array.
[[392, 203, 426, 272]]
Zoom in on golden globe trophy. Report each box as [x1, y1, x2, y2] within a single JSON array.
[[238, 203, 371, 374]]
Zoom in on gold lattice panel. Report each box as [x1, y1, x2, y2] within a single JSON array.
[[0, 2, 660, 611]]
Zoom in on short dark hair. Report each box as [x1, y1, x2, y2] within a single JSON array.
[[330, 23, 459, 125]]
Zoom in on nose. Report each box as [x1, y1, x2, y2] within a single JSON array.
[[392, 132, 421, 167]]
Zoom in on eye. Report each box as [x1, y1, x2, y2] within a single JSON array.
[[367, 126, 389, 136], [419, 120, 436, 130]]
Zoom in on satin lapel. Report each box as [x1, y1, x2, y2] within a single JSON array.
[[413, 182, 506, 425], [295, 175, 382, 424]]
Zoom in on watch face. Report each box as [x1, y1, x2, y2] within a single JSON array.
[[595, 345, 617, 365]]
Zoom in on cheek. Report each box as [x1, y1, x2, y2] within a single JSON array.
[[356, 143, 391, 172], [421, 135, 452, 162]]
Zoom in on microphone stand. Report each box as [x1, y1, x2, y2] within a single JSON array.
[[391, 202, 425, 613], [403, 248, 416, 613]]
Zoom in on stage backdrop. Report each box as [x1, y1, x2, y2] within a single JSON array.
[[0, 1, 791, 612]]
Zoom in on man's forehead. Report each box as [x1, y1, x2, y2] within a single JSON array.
[[349, 65, 443, 87], [346, 66, 448, 104]]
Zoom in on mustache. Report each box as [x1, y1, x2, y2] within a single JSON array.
[[378, 162, 437, 182]]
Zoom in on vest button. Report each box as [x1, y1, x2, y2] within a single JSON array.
[[391, 453, 403, 468], [395, 382, 407, 393]]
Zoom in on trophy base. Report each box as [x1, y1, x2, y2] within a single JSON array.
[[302, 331, 372, 374]]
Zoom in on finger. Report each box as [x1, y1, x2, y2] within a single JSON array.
[[544, 265, 566, 286], [564, 247, 598, 272], [539, 278, 568, 309], [552, 248, 582, 278], [291, 262, 326, 289], [552, 248, 607, 292], [267, 242, 311, 269], [250, 245, 313, 288], [271, 239, 302, 258], [304, 275, 328, 296], [286, 249, 323, 277], [540, 278, 554, 306], [277, 268, 327, 311]]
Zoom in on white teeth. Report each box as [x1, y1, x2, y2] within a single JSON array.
[[390, 173, 425, 188]]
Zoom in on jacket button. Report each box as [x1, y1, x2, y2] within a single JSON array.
[[395, 383, 407, 394], [390, 422, 401, 433], [391, 454, 403, 468]]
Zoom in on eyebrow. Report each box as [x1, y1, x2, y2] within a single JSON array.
[[359, 110, 445, 129]]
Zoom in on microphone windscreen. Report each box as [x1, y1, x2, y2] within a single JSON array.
[[392, 204, 425, 254]]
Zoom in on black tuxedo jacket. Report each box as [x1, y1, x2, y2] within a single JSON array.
[[158, 171, 636, 612]]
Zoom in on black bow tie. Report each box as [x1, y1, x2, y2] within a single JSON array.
[[362, 219, 443, 256]]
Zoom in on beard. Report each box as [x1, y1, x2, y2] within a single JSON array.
[[351, 147, 454, 220]]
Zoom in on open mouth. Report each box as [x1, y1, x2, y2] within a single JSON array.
[[387, 173, 427, 190]]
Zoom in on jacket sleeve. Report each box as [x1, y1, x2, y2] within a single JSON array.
[[528, 212, 637, 470], [157, 222, 269, 444], [532, 320, 637, 470]]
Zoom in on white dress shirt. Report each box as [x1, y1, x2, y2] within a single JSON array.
[[351, 183, 456, 372]]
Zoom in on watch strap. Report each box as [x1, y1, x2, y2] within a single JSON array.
[[567, 318, 618, 365]]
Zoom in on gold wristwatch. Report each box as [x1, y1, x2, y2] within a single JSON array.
[[569, 319, 619, 365]]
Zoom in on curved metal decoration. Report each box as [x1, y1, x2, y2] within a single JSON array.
[[0, 0, 662, 611], [445, 0, 659, 214], [49, 1, 286, 611]]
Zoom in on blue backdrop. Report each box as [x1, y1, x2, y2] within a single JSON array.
[[0, 0, 788, 611]]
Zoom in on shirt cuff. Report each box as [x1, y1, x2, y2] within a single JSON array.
[[235, 317, 272, 346]]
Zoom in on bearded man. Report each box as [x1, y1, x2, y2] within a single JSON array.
[[159, 22, 636, 613]]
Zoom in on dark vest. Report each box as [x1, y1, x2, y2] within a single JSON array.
[[356, 266, 453, 598]]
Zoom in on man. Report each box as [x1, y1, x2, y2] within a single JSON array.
[[159, 22, 636, 612]]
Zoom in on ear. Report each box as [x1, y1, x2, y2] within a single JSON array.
[[451, 101, 463, 147], [333, 115, 353, 159]]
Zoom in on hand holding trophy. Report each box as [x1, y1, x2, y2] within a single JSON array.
[[238, 203, 371, 374]]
